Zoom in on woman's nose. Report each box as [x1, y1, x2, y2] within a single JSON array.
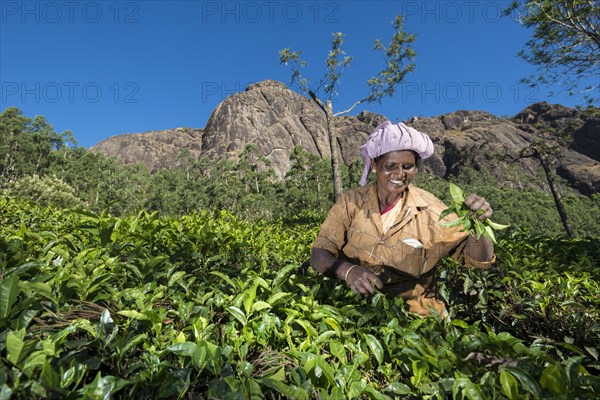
[[391, 168, 405, 178]]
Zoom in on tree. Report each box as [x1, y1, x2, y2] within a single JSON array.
[[238, 144, 275, 196], [0, 107, 76, 186], [0, 107, 31, 185], [505, 0, 600, 104], [7, 174, 84, 209], [515, 132, 575, 238], [145, 151, 214, 215], [284, 145, 333, 215], [27, 115, 76, 175], [236, 144, 280, 219], [279, 15, 416, 200]]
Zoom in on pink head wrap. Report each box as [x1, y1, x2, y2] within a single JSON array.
[[359, 120, 434, 186]]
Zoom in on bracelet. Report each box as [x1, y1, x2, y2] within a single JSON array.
[[344, 265, 358, 281]]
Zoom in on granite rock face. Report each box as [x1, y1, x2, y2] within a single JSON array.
[[200, 80, 373, 178], [89, 81, 600, 194], [571, 119, 600, 162], [405, 105, 600, 195], [89, 127, 203, 172], [407, 109, 541, 182], [512, 102, 600, 194]]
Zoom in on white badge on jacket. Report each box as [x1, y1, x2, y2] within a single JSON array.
[[402, 238, 424, 249]]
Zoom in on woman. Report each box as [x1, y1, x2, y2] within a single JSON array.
[[311, 121, 495, 316]]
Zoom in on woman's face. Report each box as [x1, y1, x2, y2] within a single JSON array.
[[373, 150, 417, 199]]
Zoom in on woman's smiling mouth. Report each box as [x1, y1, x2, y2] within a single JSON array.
[[390, 178, 405, 185]]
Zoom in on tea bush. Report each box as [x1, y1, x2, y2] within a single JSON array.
[[1, 197, 599, 399]]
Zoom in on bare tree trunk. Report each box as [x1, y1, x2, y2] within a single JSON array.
[[533, 147, 574, 238], [2, 136, 18, 184], [325, 100, 343, 201], [308, 91, 344, 202]]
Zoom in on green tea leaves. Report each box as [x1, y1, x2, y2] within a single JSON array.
[[0, 196, 598, 399], [486, 220, 510, 230], [361, 333, 384, 366], [226, 306, 248, 326], [0, 275, 20, 320], [501, 367, 542, 399], [439, 183, 509, 243], [6, 329, 37, 366], [449, 181, 466, 204]]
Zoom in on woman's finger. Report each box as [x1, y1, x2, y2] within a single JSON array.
[[465, 194, 493, 220], [348, 268, 382, 297]]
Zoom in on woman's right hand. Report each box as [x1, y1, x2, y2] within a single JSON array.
[[346, 266, 383, 297]]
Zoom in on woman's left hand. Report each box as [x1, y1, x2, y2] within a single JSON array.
[[464, 194, 493, 221]]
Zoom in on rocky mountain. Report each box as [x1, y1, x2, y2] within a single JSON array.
[[89, 127, 203, 171], [410, 103, 600, 194], [199, 80, 374, 179], [89, 80, 600, 194]]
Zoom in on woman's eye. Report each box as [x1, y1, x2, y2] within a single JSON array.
[[383, 163, 415, 171]]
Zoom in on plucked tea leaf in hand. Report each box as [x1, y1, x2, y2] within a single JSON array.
[[449, 182, 465, 204], [439, 183, 509, 243], [486, 220, 510, 230]]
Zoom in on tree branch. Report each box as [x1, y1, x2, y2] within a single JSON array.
[[333, 98, 368, 117]]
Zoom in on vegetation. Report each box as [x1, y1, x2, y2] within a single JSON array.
[[439, 183, 510, 244], [1, 107, 600, 397], [279, 15, 416, 200], [1, 196, 599, 399], [504, 0, 600, 104], [2, 107, 600, 236]]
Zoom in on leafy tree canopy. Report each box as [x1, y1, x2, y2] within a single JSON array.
[[505, 0, 600, 104]]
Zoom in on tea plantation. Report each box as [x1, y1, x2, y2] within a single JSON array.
[[1, 196, 599, 399]]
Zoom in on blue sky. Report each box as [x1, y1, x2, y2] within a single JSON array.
[[1, 0, 597, 148]]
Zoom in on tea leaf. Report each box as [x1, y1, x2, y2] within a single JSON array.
[[0, 275, 20, 319], [440, 183, 509, 244], [6, 329, 37, 366], [486, 220, 510, 230], [362, 333, 384, 366], [500, 369, 519, 399], [540, 364, 568, 395], [384, 382, 412, 395], [440, 217, 465, 228], [226, 306, 247, 326], [449, 182, 465, 204], [484, 225, 497, 244], [260, 378, 309, 400], [251, 301, 272, 313], [439, 207, 457, 220]]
